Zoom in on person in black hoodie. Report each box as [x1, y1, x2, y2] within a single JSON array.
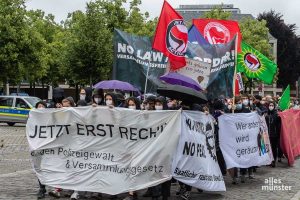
[[254, 95, 268, 115], [265, 101, 281, 167]]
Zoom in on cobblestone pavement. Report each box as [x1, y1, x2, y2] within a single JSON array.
[[1, 123, 300, 200]]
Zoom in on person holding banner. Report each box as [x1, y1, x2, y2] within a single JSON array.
[[122, 97, 141, 200], [265, 101, 281, 167], [35, 101, 48, 199], [92, 88, 104, 106], [104, 92, 117, 107], [124, 97, 141, 110]]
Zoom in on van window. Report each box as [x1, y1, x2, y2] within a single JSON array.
[[0, 97, 13, 107], [16, 98, 30, 109]]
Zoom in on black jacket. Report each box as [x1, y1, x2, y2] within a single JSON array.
[[265, 110, 281, 138]]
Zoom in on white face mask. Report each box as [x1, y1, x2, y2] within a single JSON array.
[[242, 100, 249, 106], [94, 98, 101, 104], [236, 103, 242, 110], [80, 94, 86, 100], [38, 107, 45, 110], [128, 106, 136, 110], [106, 100, 113, 106], [155, 105, 163, 110], [167, 102, 173, 108], [269, 106, 274, 111], [228, 105, 232, 110]]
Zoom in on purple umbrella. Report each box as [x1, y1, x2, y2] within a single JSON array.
[[93, 80, 140, 92], [160, 72, 202, 91]]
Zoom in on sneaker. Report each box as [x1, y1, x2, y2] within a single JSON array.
[[249, 173, 255, 179], [70, 191, 79, 200], [241, 175, 246, 183], [232, 177, 238, 185], [49, 189, 61, 198], [180, 191, 190, 200], [37, 188, 46, 199], [176, 186, 186, 196]]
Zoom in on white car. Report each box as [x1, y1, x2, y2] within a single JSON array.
[[0, 95, 41, 126]]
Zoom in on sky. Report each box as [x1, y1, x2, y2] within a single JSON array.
[[25, 0, 300, 35]]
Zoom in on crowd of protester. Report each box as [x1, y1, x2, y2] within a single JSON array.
[[34, 87, 300, 200]]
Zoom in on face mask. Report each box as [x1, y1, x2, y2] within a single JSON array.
[[167, 102, 173, 108], [295, 101, 299, 105], [242, 100, 249, 106], [106, 100, 113, 106], [128, 106, 136, 110], [94, 98, 101, 104], [155, 105, 163, 110], [250, 100, 253, 106], [145, 104, 150, 110], [38, 107, 45, 110], [80, 94, 86, 100], [236, 104, 242, 110], [228, 105, 232, 110], [269, 106, 274, 111]]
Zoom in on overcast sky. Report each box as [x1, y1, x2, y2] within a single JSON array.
[[25, 0, 300, 35]]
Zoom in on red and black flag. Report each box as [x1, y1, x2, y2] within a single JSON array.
[[152, 0, 188, 70]]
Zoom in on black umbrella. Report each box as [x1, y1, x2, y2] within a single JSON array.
[[157, 84, 208, 104]]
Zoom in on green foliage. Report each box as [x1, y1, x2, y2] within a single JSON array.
[[62, 0, 156, 86], [0, 0, 156, 88], [239, 18, 272, 59], [258, 10, 300, 88], [202, 5, 231, 20], [0, 0, 28, 84]]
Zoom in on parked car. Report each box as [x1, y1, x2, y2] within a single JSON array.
[[0, 95, 41, 126]]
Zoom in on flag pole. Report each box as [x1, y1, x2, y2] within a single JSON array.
[[232, 33, 238, 113], [144, 61, 151, 95]]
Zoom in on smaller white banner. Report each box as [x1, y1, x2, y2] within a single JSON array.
[[175, 58, 211, 90], [172, 111, 226, 191], [219, 112, 273, 169]]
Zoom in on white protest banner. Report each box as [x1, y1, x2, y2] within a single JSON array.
[[26, 107, 181, 195], [172, 111, 226, 191], [218, 112, 273, 169]]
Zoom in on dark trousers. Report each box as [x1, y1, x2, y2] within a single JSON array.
[[217, 149, 226, 175], [38, 179, 46, 190], [240, 167, 253, 175], [179, 181, 191, 191], [270, 137, 279, 161]]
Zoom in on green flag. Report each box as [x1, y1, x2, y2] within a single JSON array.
[[279, 85, 290, 111], [237, 42, 277, 84]]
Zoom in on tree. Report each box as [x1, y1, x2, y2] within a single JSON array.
[[258, 10, 300, 88], [63, 0, 157, 86]]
